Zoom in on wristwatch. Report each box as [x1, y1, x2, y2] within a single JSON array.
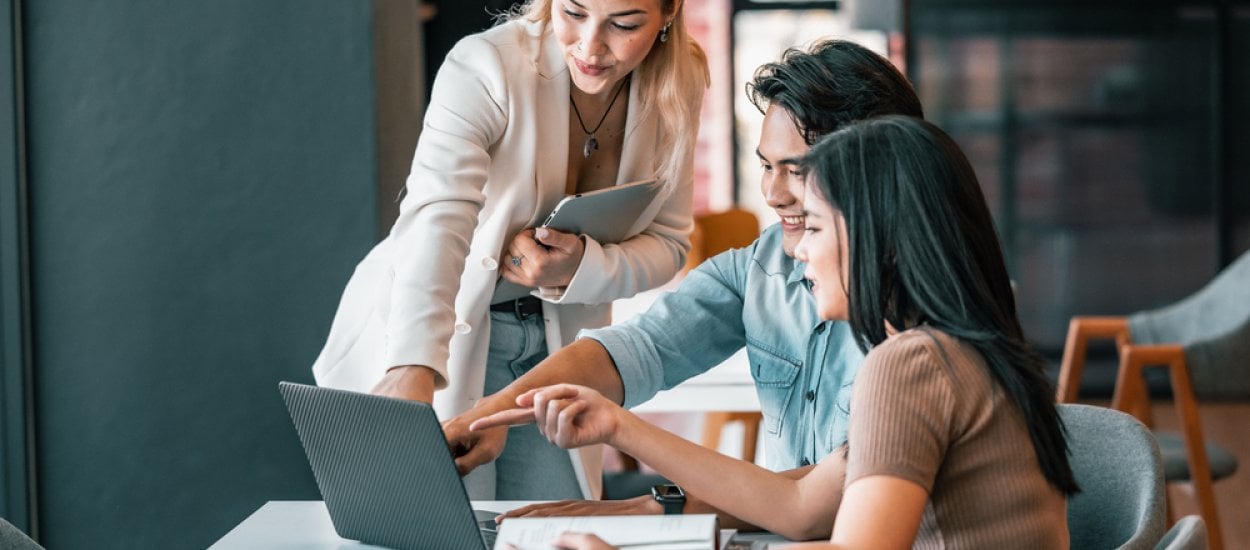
[[651, 484, 686, 515]]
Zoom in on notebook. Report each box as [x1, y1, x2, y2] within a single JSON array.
[[278, 381, 498, 550]]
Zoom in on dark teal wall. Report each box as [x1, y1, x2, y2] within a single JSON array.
[[1, 0, 32, 534], [22, 1, 379, 547]]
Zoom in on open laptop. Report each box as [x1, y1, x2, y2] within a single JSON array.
[[278, 381, 499, 550]]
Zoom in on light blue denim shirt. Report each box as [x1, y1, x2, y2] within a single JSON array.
[[581, 224, 866, 471]]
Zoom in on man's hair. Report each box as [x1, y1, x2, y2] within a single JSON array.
[[748, 40, 923, 145]]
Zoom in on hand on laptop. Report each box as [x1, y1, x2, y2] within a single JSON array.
[[442, 414, 508, 476], [371, 365, 437, 403], [495, 495, 660, 522]]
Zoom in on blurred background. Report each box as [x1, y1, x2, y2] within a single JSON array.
[[1, 0, 1246, 547]]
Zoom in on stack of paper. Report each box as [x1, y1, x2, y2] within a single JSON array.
[[494, 514, 718, 550]]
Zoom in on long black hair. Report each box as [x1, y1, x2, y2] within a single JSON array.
[[803, 115, 1079, 495]]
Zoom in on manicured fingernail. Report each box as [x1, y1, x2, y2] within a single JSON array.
[[536, 228, 549, 240]]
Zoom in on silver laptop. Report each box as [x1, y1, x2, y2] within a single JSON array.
[[279, 381, 498, 550]]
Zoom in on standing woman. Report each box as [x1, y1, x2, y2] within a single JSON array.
[[312, 0, 707, 502]]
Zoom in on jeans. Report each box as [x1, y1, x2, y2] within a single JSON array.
[[462, 310, 583, 501]]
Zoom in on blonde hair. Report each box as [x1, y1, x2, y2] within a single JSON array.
[[506, 0, 709, 187]]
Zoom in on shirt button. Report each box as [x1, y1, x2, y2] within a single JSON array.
[[806, 390, 816, 401], [800, 458, 811, 466], [481, 257, 498, 271], [814, 323, 826, 334], [454, 322, 471, 335]]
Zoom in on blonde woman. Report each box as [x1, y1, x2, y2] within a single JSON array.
[[312, 0, 707, 501]]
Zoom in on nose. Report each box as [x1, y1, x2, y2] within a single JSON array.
[[763, 173, 795, 209], [794, 238, 809, 262], [580, 25, 606, 57]]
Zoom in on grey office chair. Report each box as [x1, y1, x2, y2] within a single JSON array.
[[0, 518, 42, 550], [1057, 249, 1249, 550], [1155, 515, 1207, 550], [1062, 403, 1166, 550]]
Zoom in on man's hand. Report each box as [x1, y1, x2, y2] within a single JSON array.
[[497, 496, 660, 521], [371, 365, 436, 403], [442, 413, 508, 476]]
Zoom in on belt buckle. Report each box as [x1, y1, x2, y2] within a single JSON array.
[[514, 297, 536, 320]]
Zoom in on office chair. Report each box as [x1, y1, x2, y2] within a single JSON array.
[[1056, 249, 1250, 550], [1061, 403, 1166, 549], [0, 518, 42, 550], [1155, 515, 1208, 550]]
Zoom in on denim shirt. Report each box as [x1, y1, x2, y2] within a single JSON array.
[[581, 224, 866, 471]]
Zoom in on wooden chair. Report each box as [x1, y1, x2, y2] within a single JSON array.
[[1056, 250, 1250, 550], [687, 208, 763, 461]]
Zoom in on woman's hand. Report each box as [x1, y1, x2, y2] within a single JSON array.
[[469, 384, 623, 449], [502, 228, 585, 288], [550, 532, 617, 550]]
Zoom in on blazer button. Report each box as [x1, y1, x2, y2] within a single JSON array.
[[454, 322, 471, 335], [481, 257, 498, 271]]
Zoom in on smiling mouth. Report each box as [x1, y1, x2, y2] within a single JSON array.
[[780, 214, 805, 228], [574, 58, 609, 74]]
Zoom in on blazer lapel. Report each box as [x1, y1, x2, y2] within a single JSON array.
[[532, 23, 570, 223]]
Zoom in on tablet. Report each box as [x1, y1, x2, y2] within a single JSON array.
[[540, 178, 661, 244]]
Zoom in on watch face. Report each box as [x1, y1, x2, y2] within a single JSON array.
[[654, 484, 685, 499]]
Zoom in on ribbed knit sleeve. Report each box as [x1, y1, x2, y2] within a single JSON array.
[[845, 329, 955, 492], [841, 328, 1070, 549]]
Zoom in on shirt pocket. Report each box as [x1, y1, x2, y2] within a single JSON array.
[[747, 342, 801, 435], [826, 380, 856, 449]]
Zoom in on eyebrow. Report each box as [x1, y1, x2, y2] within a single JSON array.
[[755, 148, 802, 165], [568, 0, 648, 16]]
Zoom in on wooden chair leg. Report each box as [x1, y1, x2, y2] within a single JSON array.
[[702, 412, 762, 463], [1116, 344, 1224, 550], [1057, 316, 1129, 402], [701, 412, 729, 455]]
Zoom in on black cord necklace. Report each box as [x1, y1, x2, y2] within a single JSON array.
[[570, 75, 630, 159]]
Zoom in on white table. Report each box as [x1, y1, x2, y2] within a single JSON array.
[[211, 501, 790, 549], [210, 500, 540, 549]]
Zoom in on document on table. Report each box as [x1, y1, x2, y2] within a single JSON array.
[[494, 514, 718, 550]]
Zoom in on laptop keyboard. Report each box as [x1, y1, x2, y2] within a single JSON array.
[[476, 510, 499, 549]]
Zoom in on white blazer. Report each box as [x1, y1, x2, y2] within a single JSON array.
[[311, 19, 694, 499]]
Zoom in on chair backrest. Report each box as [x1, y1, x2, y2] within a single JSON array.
[[0, 518, 43, 550], [1154, 515, 1207, 550], [1061, 404, 1166, 550], [685, 208, 760, 270], [1129, 248, 1250, 397], [1129, 248, 1250, 346]]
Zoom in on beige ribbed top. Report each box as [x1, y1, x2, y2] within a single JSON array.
[[845, 327, 1068, 549]]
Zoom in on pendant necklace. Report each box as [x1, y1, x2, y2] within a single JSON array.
[[570, 75, 630, 159]]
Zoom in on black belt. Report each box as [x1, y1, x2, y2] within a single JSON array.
[[490, 295, 543, 319]]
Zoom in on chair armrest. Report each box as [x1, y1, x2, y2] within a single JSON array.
[[1057, 316, 1130, 402]]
